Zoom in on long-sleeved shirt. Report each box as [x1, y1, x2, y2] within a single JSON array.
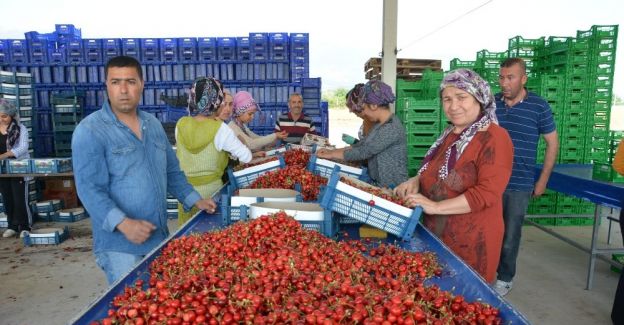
[[228, 120, 277, 151], [7, 123, 30, 160], [343, 114, 408, 188], [71, 101, 201, 255]]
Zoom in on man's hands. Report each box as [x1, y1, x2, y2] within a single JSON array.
[[275, 130, 288, 140], [195, 198, 217, 214], [116, 218, 156, 244]]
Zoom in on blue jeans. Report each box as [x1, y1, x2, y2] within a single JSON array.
[[496, 190, 532, 282], [95, 251, 144, 285]]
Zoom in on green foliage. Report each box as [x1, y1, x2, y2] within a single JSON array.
[[322, 88, 349, 109]]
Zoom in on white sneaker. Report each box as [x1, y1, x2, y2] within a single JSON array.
[[19, 230, 30, 238], [2, 229, 17, 238], [494, 280, 513, 296]]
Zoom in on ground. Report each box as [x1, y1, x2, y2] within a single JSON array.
[[0, 107, 622, 325]]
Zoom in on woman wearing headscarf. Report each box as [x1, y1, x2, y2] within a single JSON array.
[[175, 77, 252, 225], [228, 91, 288, 152], [344, 83, 374, 142], [317, 80, 408, 188], [0, 99, 31, 238], [394, 69, 514, 282]]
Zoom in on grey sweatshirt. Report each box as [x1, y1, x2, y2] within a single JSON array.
[[344, 114, 408, 188]]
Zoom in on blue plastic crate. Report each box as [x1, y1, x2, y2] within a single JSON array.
[[32, 158, 72, 174], [121, 38, 140, 59], [102, 39, 121, 61], [220, 189, 304, 225], [0, 40, 8, 64], [26, 39, 49, 64], [55, 24, 81, 38], [159, 38, 177, 62], [140, 38, 159, 62], [0, 215, 7, 227], [23, 226, 69, 246], [307, 155, 369, 181], [55, 207, 88, 222], [34, 134, 55, 158], [217, 37, 237, 61], [167, 209, 178, 220], [36, 199, 63, 213], [66, 39, 83, 63], [82, 39, 102, 63], [249, 32, 269, 61], [269, 32, 289, 61], [177, 37, 197, 62], [227, 156, 285, 189], [236, 36, 251, 60], [9, 39, 29, 64], [37, 211, 58, 222], [164, 107, 188, 123], [289, 33, 309, 52], [320, 166, 422, 241], [197, 37, 217, 61], [6, 159, 32, 174]]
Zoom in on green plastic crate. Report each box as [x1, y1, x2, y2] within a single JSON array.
[[525, 217, 556, 226], [611, 253, 624, 274], [407, 133, 439, 146]]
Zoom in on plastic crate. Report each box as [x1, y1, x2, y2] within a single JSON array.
[[121, 38, 140, 59], [177, 38, 197, 62], [140, 38, 160, 62], [6, 159, 32, 174], [249, 32, 269, 61], [227, 156, 286, 189], [26, 39, 49, 64], [236, 36, 251, 60], [269, 33, 289, 60], [167, 209, 178, 220], [31, 158, 72, 174], [23, 226, 69, 246], [159, 38, 177, 62], [320, 166, 422, 240], [217, 37, 236, 61], [306, 155, 368, 181], [36, 199, 63, 213], [55, 207, 88, 222], [525, 217, 556, 226], [221, 189, 301, 225], [197, 37, 217, 61], [0, 216, 7, 228], [8, 40, 28, 64], [0, 40, 8, 64], [102, 39, 122, 61], [167, 199, 178, 210]]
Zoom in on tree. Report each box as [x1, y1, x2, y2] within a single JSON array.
[[322, 88, 349, 109]]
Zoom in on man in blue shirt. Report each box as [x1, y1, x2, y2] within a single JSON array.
[[493, 58, 559, 296], [72, 56, 217, 285]]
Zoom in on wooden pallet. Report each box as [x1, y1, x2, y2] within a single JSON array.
[[364, 57, 442, 72]]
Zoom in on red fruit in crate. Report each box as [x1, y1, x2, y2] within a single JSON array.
[[368, 199, 375, 206]]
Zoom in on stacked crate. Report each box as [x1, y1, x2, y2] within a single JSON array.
[[473, 50, 508, 94], [450, 24, 618, 224], [394, 69, 445, 176], [0, 70, 38, 211], [51, 93, 82, 157], [0, 25, 327, 157]]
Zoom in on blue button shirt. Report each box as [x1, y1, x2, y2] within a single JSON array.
[[495, 91, 556, 191], [72, 102, 201, 255]]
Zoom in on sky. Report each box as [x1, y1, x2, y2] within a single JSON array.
[[0, 0, 622, 96]]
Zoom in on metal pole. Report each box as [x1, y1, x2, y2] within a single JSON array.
[[381, 0, 398, 112]]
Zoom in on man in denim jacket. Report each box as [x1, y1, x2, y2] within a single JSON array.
[[72, 56, 216, 284]]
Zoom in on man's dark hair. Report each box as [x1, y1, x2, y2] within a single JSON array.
[[500, 57, 527, 74], [105, 56, 143, 81]]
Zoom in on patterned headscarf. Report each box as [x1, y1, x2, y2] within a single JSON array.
[[346, 83, 365, 113], [233, 91, 260, 117], [0, 98, 20, 147], [418, 69, 498, 180], [361, 80, 396, 106], [188, 77, 225, 116]]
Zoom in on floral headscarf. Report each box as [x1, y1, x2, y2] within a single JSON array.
[[418, 69, 498, 180], [346, 83, 365, 113], [361, 80, 396, 106], [0, 98, 20, 147], [188, 77, 225, 116]]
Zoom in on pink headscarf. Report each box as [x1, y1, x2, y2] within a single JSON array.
[[232, 91, 260, 117]]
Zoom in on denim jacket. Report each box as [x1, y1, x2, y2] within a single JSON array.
[[71, 102, 201, 255]]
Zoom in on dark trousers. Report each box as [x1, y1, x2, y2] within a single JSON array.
[[613, 209, 624, 325], [0, 178, 30, 231]]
